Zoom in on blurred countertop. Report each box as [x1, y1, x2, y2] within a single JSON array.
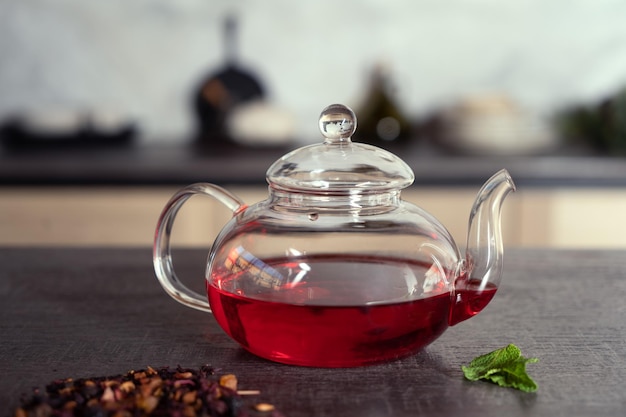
[[2, 141, 626, 188]]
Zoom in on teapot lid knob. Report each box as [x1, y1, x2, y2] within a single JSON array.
[[266, 103, 414, 193], [318, 104, 357, 143]]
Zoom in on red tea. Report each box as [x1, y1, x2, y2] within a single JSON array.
[[207, 254, 496, 367], [449, 276, 497, 325]]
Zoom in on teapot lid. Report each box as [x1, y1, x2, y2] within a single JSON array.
[[266, 104, 414, 193]]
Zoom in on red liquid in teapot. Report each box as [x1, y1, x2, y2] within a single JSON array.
[[207, 255, 496, 367], [449, 276, 498, 326]]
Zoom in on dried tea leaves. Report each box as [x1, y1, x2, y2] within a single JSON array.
[[14, 365, 283, 417]]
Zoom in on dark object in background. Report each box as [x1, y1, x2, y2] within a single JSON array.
[[0, 111, 136, 151], [193, 15, 265, 148], [352, 65, 413, 148], [556, 86, 626, 155]]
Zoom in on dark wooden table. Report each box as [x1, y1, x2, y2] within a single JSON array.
[[1, 247, 625, 416]]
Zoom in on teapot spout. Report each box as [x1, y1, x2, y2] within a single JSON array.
[[450, 169, 515, 325]]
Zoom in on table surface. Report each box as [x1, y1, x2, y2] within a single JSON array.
[[1, 247, 625, 416]]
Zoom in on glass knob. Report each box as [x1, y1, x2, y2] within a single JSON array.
[[318, 104, 357, 143]]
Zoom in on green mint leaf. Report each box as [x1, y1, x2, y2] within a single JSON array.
[[484, 357, 539, 392], [461, 344, 538, 392], [461, 344, 522, 381]]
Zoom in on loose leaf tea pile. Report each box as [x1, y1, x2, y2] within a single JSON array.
[[462, 344, 539, 392], [14, 365, 283, 417]]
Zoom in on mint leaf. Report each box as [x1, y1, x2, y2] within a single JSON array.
[[461, 344, 538, 392], [461, 344, 522, 381]]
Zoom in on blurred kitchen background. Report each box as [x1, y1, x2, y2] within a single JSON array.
[[2, 0, 626, 248]]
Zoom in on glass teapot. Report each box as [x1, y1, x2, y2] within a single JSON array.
[[153, 104, 515, 367]]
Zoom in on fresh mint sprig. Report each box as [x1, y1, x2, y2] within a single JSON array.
[[461, 344, 538, 392]]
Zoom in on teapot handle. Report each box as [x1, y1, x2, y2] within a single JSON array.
[[153, 183, 247, 313]]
